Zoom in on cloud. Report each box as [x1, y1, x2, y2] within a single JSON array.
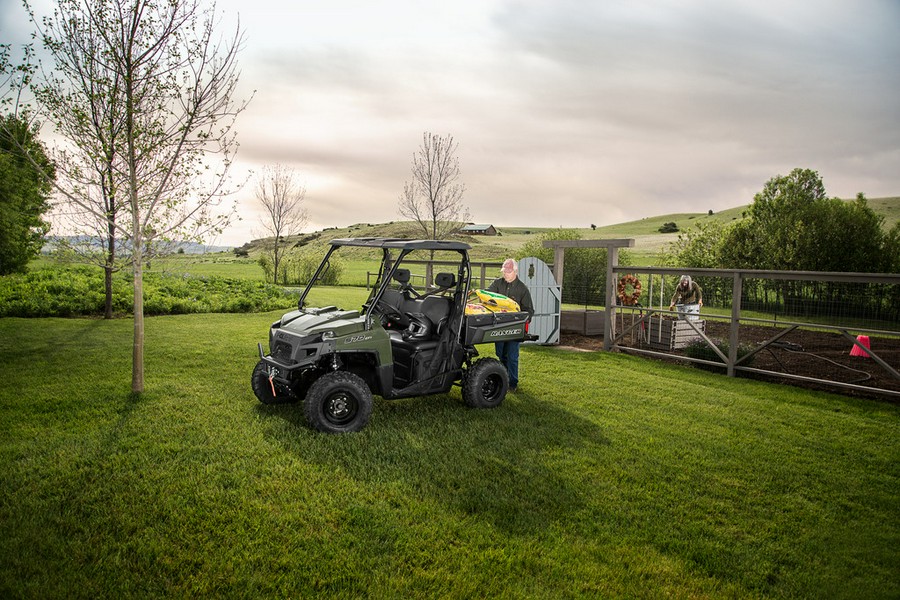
[[474, 1, 900, 203], [12, 0, 899, 246]]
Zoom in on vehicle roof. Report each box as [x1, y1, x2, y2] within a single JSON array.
[[328, 237, 471, 251]]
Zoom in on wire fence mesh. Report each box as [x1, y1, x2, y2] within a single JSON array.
[[559, 262, 900, 398], [562, 267, 900, 328]]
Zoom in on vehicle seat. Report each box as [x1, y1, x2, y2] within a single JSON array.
[[434, 272, 455, 291], [402, 312, 434, 342], [394, 297, 450, 350], [378, 289, 406, 327], [394, 268, 419, 299], [420, 296, 451, 336], [393, 268, 411, 285]]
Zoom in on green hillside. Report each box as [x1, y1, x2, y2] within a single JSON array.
[[589, 204, 749, 237], [869, 196, 900, 228], [237, 197, 897, 263]]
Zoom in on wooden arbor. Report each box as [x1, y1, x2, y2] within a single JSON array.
[[542, 239, 635, 350]]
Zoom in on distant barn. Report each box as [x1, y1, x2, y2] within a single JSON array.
[[459, 223, 497, 236]]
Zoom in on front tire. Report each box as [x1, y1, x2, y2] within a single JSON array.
[[252, 360, 298, 404], [463, 358, 508, 408], [304, 371, 373, 433]]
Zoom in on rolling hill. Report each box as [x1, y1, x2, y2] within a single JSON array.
[[235, 197, 898, 263]]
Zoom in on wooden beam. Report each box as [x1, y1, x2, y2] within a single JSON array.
[[542, 239, 635, 250]]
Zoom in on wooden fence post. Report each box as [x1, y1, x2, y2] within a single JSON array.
[[603, 246, 619, 351], [727, 273, 742, 377]]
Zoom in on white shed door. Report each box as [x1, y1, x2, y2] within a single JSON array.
[[519, 257, 561, 345]]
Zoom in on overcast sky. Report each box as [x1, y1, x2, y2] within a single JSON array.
[[4, 0, 899, 246]]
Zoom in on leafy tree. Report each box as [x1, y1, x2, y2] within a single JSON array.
[[719, 168, 885, 273], [24, 0, 133, 318], [735, 168, 828, 270], [716, 219, 757, 269], [882, 221, 900, 318], [0, 113, 54, 275], [6, 0, 250, 392], [818, 193, 884, 273], [883, 221, 900, 274], [399, 132, 470, 241], [664, 169, 892, 315], [661, 221, 725, 269]]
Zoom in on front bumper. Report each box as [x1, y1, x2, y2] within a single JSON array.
[[258, 330, 336, 384]]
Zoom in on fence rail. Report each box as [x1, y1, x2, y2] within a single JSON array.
[[604, 267, 900, 398]]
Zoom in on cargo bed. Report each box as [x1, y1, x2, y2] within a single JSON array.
[[464, 311, 529, 345]]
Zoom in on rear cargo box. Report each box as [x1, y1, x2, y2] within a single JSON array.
[[464, 311, 529, 345]]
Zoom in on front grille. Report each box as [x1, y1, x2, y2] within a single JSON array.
[[272, 341, 294, 363]]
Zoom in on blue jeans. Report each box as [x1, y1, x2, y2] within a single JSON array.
[[495, 341, 521, 387]]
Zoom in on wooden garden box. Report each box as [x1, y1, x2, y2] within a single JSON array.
[[645, 316, 705, 350]]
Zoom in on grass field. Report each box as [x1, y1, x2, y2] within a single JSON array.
[[1, 313, 898, 598]]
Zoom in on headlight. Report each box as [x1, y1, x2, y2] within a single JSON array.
[[321, 330, 336, 340]]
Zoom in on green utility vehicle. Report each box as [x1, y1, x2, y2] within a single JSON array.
[[252, 238, 531, 433]]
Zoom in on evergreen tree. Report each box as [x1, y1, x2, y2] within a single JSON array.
[[0, 114, 54, 275]]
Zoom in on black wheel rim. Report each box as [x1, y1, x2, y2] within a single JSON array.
[[324, 390, 359, 425], [481, 373, 503, 402]]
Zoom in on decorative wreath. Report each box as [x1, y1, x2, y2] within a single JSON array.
[[616, 274, 642, 305]]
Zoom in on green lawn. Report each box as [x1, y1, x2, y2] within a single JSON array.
[[149, 253, 264, 279], [1, 313, 898, 598]]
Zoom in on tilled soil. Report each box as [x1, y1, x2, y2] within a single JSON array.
[[558, 322, 900, 400]]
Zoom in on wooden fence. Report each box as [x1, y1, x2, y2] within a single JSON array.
[[605, 267, 900, 398]]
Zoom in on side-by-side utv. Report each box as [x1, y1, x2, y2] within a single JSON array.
[[252, 238, 531, 433]]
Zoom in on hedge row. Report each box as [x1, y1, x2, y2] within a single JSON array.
[[0, 266, 297, 317]]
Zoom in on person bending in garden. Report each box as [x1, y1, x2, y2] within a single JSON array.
[[669, 275, 703, 310], [488, 258, 534, 392]]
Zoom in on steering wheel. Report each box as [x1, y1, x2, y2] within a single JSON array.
[[374, 299, 404, 325]]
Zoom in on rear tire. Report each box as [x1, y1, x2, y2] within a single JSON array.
[[463, 358, 508, 408], [252, 360, 298, 404], [305, 371, 373, 433]]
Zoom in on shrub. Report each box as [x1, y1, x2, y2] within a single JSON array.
[[658, 222, 679, 233], [0, 267, 295, 317], [284, 247, 344, 286], [257, 255, 274, 282], [682, 338, 756, 372]]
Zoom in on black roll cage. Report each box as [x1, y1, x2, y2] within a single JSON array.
[[296, 238, 473, 340]]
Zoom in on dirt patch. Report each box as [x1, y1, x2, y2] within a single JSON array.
[[559, 323, 900, 400]]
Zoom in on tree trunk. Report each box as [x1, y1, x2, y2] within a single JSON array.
[[273, 241, 281, 285], [104, 222, 115, 319], [131, 227, 144, 394], [104, 265, 114, 319]]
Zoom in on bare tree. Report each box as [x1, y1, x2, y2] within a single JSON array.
[[256, 164, 308, 284], [4, 0, 250, 392], [399, 132, 470, 240]]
